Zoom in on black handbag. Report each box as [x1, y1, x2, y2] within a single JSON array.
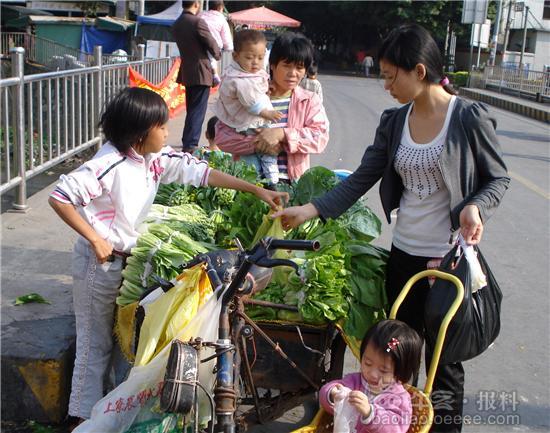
[[424, 244, 502, 364]]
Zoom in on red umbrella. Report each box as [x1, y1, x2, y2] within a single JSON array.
[[229, 6, 301, 30]]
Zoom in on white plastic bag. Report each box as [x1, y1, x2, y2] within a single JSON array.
[[333, 387, 359, 433], [75, 287, 224, 433], [458, 235, 487, 293]]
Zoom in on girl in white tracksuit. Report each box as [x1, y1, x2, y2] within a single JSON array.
[[49, 87, 287, 423]]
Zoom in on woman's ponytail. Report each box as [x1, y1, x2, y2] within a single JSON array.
[[440, 76, 458, 95]]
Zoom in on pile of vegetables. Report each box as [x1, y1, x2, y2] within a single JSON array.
[[118, 154, 389, 340], [117, 154, 266, 306], [246, 166, 389, 340], [153, 151, 268, 247], [117, 217, 211, 306]]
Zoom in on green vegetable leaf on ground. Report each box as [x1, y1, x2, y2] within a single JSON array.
[[14, 293, 51, 305]]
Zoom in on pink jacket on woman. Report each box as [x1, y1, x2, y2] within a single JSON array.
[[214, 86, 329, 180], [319, 373, 412, 433]]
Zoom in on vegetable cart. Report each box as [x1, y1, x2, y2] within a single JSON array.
[[157, 237, 348, 433], [291, 269, 465, 433]]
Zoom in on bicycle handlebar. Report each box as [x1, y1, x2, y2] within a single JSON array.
[[269, 239, 320, 252]]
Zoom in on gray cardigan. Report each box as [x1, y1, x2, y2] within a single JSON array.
[[313, 98, 510, 231]]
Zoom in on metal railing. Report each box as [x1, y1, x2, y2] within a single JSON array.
[[0, 45, 175, 210], [470, 65, 550, 101], [1, 32, 27, 55], [1, 32, 139, 69]]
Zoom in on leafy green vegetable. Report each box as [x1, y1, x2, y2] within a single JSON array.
[[292, 166, 338, 205], [245, 171, 389, 338], [340, 201, 382, 242], [223, 192, 269, 248], [14, 293, 50, 305]]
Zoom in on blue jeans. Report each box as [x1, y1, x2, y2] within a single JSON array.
[[69, 238, 130, 418], [241, 153, 279, 184]]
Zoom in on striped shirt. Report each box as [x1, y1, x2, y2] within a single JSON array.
[[269, 94, 291, 181]]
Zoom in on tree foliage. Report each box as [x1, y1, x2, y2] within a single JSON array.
[[269, 1, 470, 49], [224, 1, 499, 68]]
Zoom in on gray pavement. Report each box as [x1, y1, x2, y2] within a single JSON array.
[[2, 80, 549, 432], [460, 87, 550, 123]]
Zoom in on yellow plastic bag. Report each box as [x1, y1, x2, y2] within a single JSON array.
[[114, 301, 139, 362], [251, 209, 286, 247], [134, 264, 212, 366]]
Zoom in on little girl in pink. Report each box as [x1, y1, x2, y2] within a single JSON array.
[[320, 320, 422, 433]]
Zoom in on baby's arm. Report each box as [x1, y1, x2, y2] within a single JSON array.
[[235, 78, 275, 120], [354, 388, 412, 433], [319, 374, 357, 414], [259, 108, 283, 122]]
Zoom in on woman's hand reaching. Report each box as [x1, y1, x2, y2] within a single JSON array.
[[459, 204, 483, 244], [271, 203, 319, 230]]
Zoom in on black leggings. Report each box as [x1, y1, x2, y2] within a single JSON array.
[[386, 245, 464, 433]]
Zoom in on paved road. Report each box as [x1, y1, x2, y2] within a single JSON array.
[[248, 75, 550, 432], [2, 75, 547, 433]]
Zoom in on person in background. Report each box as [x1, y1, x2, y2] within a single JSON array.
[[49, 87, 287, 428], [273, 24, 509, 433], [172, 0, 220, 154], [320, 320, 422, 433], [300, 63, 323, 103], [363, 55, 374, 77], [214, 32, 329, 183], [205, 116, 220, 151], [214, 29, 283, 186], [200, 0, 233, 86], [356, 48, 367, 73]]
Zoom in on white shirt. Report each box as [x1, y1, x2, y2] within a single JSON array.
[[392, 96, 457, 257], [50, 143, 210, 253]]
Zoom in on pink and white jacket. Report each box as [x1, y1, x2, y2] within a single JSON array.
[[50, 142, 210, 253], [214, 61, 273, 131], [214, 85, 329, 180], [320, 373, 412, 433], [199, 10, 233, 50]]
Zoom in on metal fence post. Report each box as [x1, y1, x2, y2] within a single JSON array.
[[138, 44, 145, 75], [94, 45, 103, 151], [138, 43, 145, 62], [11, 47, 28, 212]]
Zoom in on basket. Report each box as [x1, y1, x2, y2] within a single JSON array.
[[242, 320, 335, 392], [291, 270, 464, 433]]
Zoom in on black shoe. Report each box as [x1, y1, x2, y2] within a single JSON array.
[[181, 146, 196, 154], [66, 415, 85, 432]]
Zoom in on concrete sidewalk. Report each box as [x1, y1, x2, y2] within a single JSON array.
[[0, 98, 217, 426], [461, 87, 550, 123]]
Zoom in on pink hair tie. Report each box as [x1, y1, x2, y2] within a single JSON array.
[[386, 337, 400, 353], [440, 76, 450, 86]]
